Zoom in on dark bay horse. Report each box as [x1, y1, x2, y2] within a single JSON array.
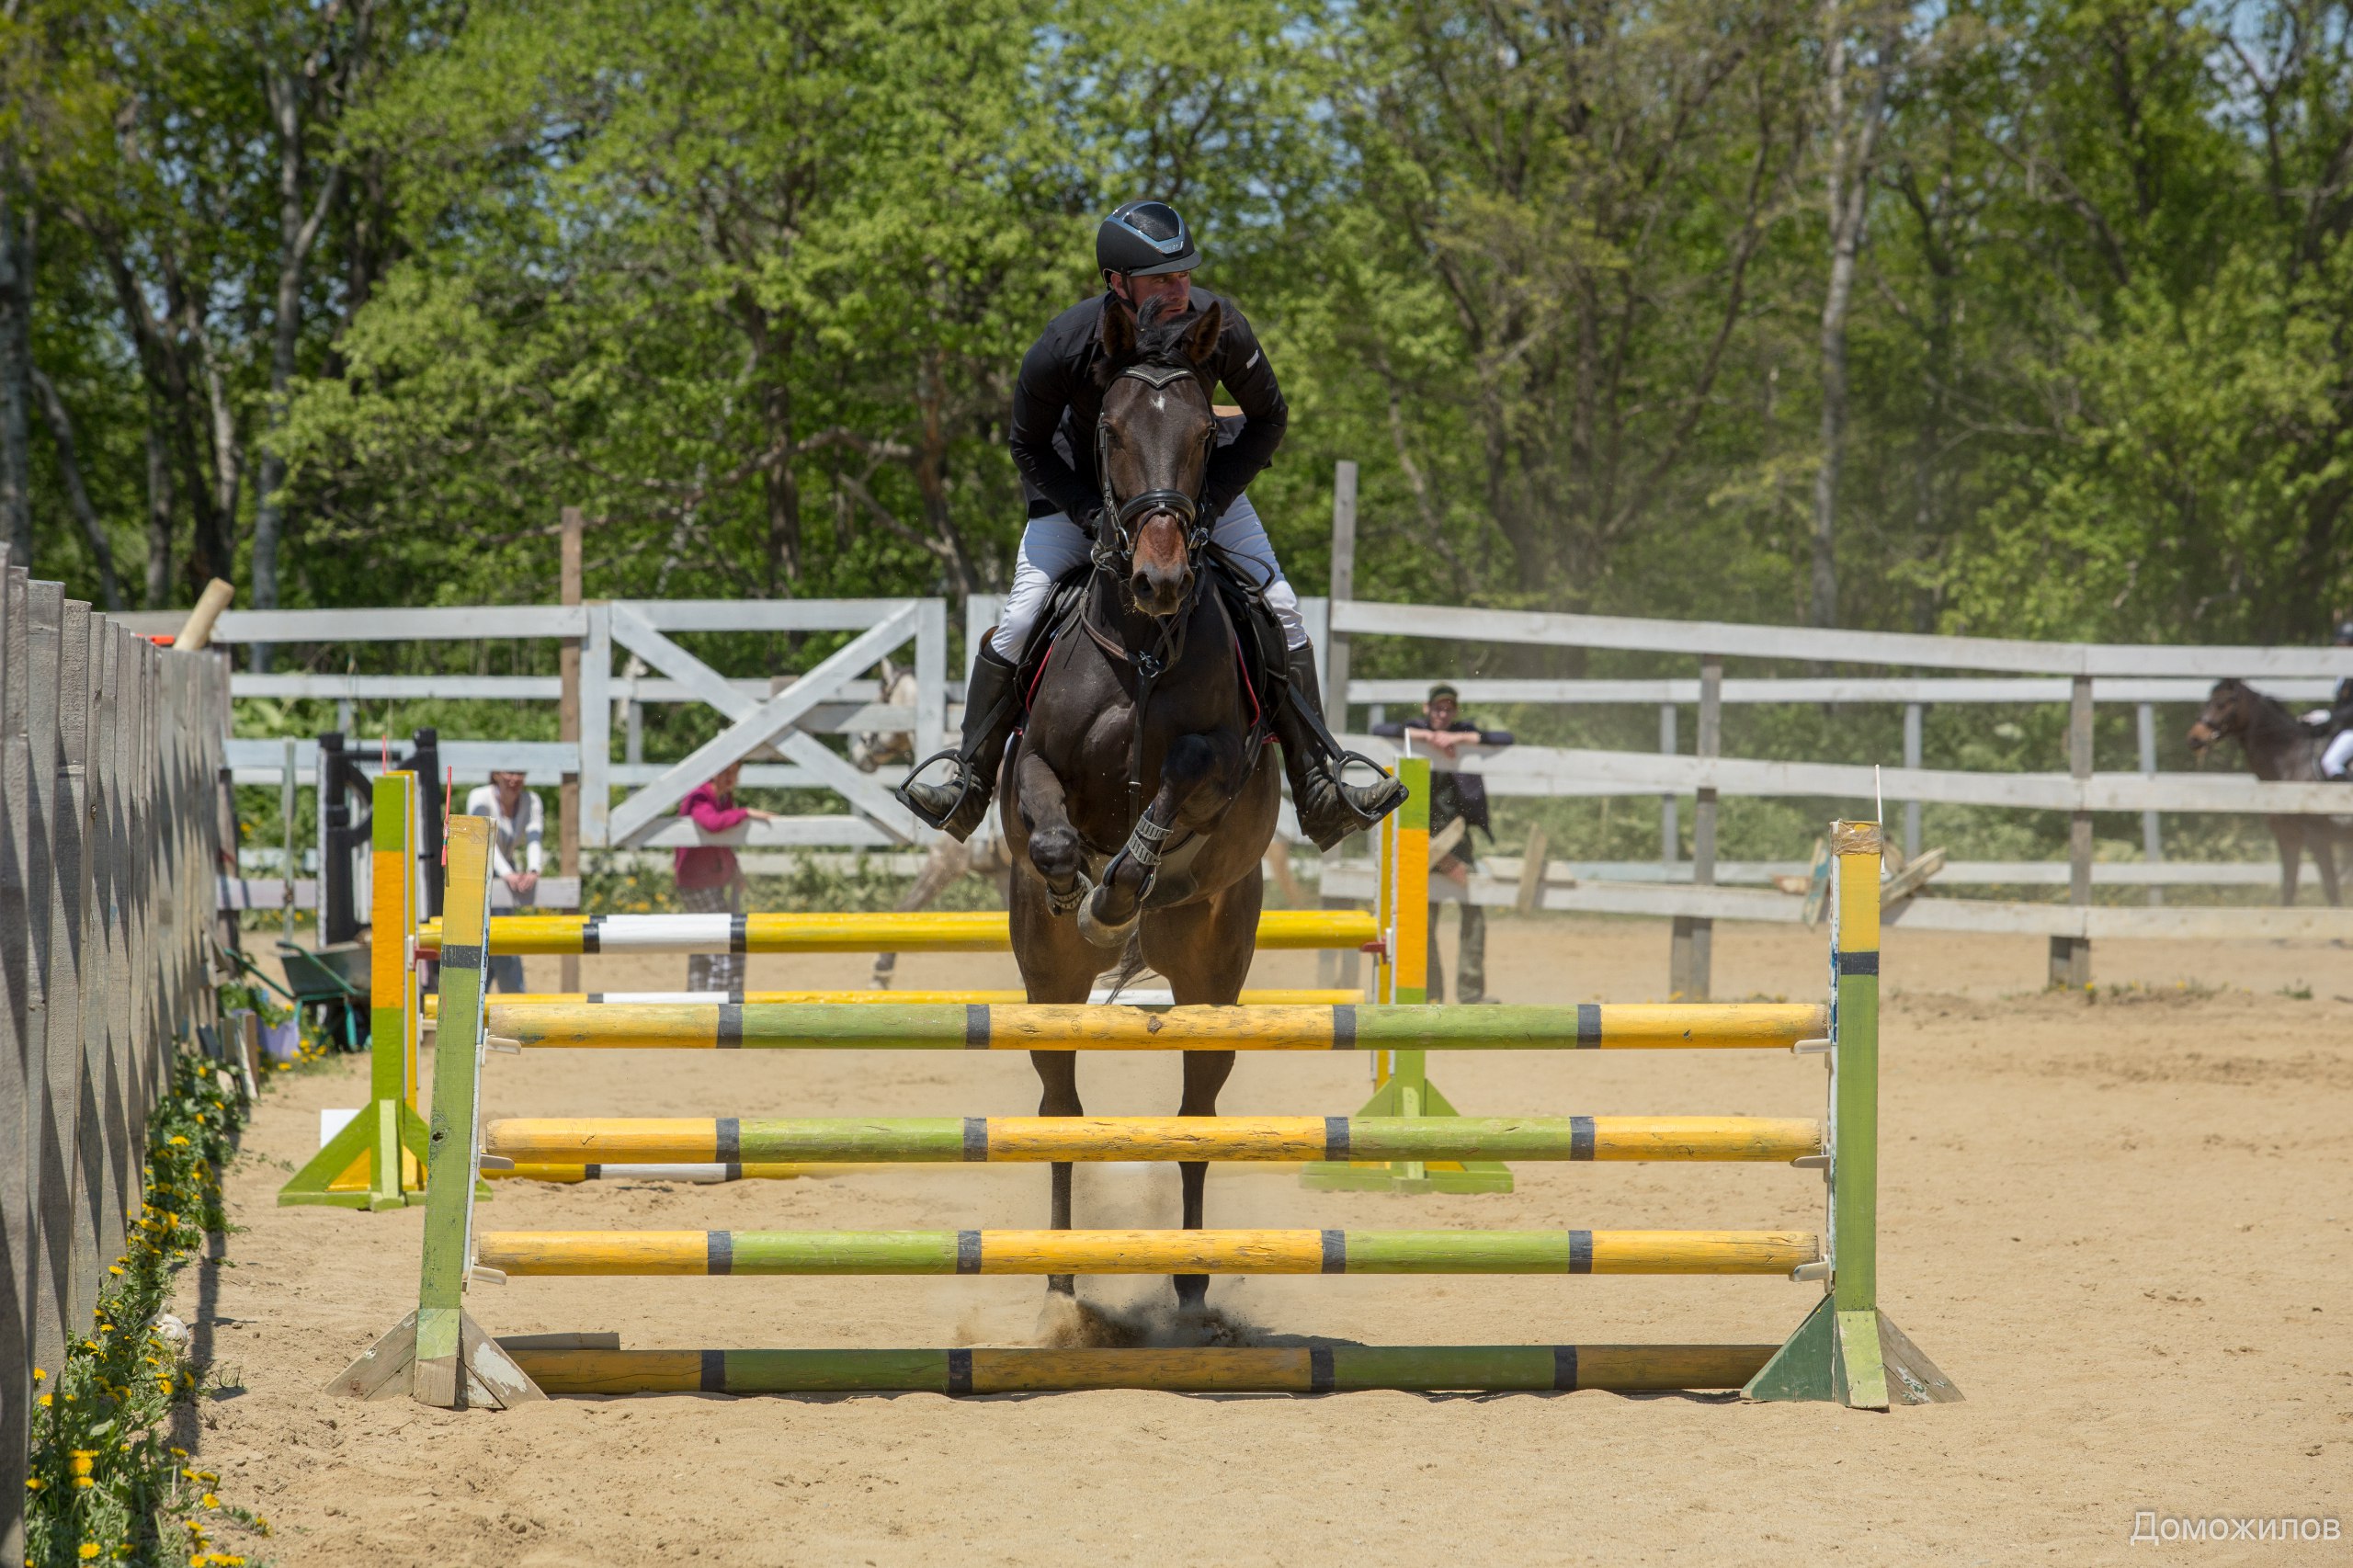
[[2187, 678, 2351, 905], [1000, 295, 1280, 1318]]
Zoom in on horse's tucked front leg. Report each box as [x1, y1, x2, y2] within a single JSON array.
[[1017, 751, 1091, 917], [1173, 1049, 1236, 1312], [1082, 733, 1223, 949]]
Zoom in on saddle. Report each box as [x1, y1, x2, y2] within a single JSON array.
[[1010, 554, 1287, 726]]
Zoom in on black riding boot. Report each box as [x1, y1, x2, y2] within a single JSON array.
[[1273, 642, 1409, 850], [897, 641, 1021, 841]]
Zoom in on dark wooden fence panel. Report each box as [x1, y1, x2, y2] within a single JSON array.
[[0, 558, 230, 1562]]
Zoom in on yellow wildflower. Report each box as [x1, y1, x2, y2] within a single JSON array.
[[79, 1547, 99, 1562], [200, 1493, 220, 1509], [167, 1135, 188, 1146]]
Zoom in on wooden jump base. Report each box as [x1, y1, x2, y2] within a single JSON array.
[[335, 769, 1959, 1407], [474, 1228, 1822, 1277], [483, 1114, 1824, 1165], [416, 907, 1376, 955], [483, 1000, 1827, 1051], [502, 1344, 1783, 1396], [424, 987, 1358, 1017]]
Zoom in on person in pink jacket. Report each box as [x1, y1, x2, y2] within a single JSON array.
[[675, 762, 775, 994]]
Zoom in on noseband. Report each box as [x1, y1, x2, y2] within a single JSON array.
[[1092, 361, 1215, 569]]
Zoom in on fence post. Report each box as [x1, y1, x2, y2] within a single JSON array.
[[1670, 654, 1720, 999], [2050, 675, 2094, 988], [1657, 703, 1677, 865], [281, 738, 299, 937], [579, 602, 611, 854], [1324, 460, 1357, 733], [1902, 702, 1923, 860], [2136, 700, 2163, 907], [558, 506, 584, 995]]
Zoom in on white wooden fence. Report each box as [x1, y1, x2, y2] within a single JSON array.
[[115, 580, 2353, 968]]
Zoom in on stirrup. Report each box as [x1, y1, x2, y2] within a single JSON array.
[[896, 746, 983, 832], [1334, 751, 1409, 821]]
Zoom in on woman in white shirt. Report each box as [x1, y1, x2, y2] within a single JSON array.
[[465, 770, 543, 992]]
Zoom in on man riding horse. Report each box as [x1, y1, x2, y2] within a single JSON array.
[[897, 199, 1406, 849]]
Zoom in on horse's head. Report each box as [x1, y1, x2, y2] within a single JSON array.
[[1094, 295, 1222, 618], [2188, 678, 2257, 756]]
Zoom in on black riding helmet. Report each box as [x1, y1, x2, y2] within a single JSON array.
[[1097, 199, 1201, 278]]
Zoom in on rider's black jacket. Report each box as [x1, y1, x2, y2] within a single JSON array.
[[1008, 287, 1287, 527]]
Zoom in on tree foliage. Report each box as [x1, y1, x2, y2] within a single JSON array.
[[10, 0, 2352, 648]]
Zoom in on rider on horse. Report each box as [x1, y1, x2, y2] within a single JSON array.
[[897, 199, 1407, 849], [2307, 619, 2353, 780]]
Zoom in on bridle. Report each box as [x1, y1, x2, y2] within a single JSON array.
[[1091, 361, 1216, 571], [1070, 358, 1222, 846]]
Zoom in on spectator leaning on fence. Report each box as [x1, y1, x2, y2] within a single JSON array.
[[676, 761, 778, 996], [466, 768, 544, 994], [1372, 685, 1515, 1005]]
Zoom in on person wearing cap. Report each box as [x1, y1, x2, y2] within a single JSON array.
[[897, 199, 1406, 851], [2307, 619, 2353, 778], [1371, 686, 1516, 1003]]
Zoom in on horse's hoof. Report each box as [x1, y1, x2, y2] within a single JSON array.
[[1076, 888, 1138, 950]]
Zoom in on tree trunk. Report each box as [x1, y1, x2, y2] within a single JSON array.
[[253, 64, 346, 670], [28, 367, 127, 611], [914, 350, 979, 596], [1810, 0, 1901, 631], [142, 402, 175, 608], [0, 172, 31, 568]]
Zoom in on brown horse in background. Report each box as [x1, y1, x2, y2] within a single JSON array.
[[1001, 295, 1280, 1321], [2187, 678, 2352, 905]]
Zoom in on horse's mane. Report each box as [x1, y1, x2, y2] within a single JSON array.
[[2222, 677, 2306, 741], [1131, 295, 1198, 367]]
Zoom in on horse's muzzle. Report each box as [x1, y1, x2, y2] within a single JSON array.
[[2186, 722, 2216, 753], [1130, 562, 1195, 618]]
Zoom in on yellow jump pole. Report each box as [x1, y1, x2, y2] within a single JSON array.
[[425, 987, 1363, 1017], [416, 908, 1379, 955]]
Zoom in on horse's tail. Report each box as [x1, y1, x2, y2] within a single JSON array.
[[1097, 931, 1150, 1004]]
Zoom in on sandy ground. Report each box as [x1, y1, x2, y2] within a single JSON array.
[[179, 913, 2352, 1566]]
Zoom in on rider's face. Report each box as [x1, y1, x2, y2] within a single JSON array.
[[1113, 269, 1192, 318]]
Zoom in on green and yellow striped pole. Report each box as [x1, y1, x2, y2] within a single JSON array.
[[483, 1114, 1824, 1166], [1746, 819, 1960, 1407], [473, 1227, 1820, 1277], [480, 1000, 1825, 1051], [279, 769, 434, 1209]]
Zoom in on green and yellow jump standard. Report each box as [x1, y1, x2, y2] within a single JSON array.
[[278, 769, 435, 1210], [1305, 755, 1509, 1193]]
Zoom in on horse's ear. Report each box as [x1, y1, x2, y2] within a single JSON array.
[[1100, 297, 1136, 363], [1181, 300, 1223, 366]]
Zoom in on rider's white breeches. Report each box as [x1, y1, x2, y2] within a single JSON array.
[[989, 492, 1308, 659], [2323, 729, 2353, 778]]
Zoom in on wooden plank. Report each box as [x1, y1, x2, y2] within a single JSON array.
[[1336, 736, 2353, 814], [0, 562, 28, 1558], [1345, 675, 2340, 705], [24, 584, 72, 1384], [1329, 597, 2353, 679], [108, 604, 590, 641], [63, 608, 104, 1333], [622, 597, 926, 633]]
